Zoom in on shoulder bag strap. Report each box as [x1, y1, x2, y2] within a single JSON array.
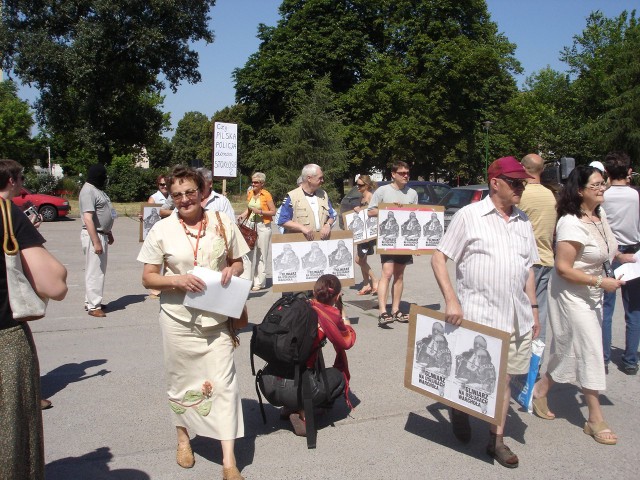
[[1, 198, 19, 255], [215, 211, 240, 347]]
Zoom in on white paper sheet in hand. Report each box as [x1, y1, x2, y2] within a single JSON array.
[[613, 251, 640, 282], [183, 266, 251, 318]]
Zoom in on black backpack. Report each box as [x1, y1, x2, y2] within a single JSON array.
[[250, 294, 329, 449], [250, 294, 318, 372]]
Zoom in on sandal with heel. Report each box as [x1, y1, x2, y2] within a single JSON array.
[[583, 421, 617, 445]]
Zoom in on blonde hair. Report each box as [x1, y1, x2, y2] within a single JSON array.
[[358, 174, 377, 191]]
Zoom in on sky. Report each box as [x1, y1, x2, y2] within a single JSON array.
[[14, 0, 639, 135]]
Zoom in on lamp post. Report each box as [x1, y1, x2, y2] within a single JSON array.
[[483, 121, 493, 181]]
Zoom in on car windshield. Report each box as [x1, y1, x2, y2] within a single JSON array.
[[440, 189, 475, 209]]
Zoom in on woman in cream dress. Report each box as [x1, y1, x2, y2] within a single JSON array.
[[532, 166, 624, 445], [137, 166, 249, 479]]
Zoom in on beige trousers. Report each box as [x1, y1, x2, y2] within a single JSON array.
[[81, 230, 108, 310]]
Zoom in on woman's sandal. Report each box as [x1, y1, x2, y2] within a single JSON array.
[[357, 285, 372, 295], [378, 312, 394, 326], [392, 311, 409, 323], [532, 397, 555, 420], [583, 421, 618, 445], [176, 444, 195, 468], [222, 465, 245, 480]]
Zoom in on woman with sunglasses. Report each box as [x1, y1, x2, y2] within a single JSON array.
[[532, 166, 624, 446], [352, 175, 379, 295], [148, 174, 169, 204], [138, 166, 249, 479], [237, 172, 277, 291]]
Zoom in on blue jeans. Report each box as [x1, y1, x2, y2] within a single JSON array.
[[603, 258, 640, 368], [533, 265, 552, 344]]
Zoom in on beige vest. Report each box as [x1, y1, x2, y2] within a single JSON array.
[[285, 186, 330, 232]]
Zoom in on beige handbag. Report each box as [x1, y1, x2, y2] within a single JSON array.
[[1, 198, 48, 321]]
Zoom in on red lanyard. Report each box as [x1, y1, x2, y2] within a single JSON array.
[[180, 214, 207, 266]]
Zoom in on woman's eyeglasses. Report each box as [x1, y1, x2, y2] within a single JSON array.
[[170, 189, 199, 201], [356, 183, 365, 188], [586, 182, 607, 190], [251, 181, 263, 184]]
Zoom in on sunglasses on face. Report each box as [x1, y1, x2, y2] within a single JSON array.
[[158, 183, 167, 187], [498, 176, 525, 189], [356, 183, 365, 188], [394, 171, 410, 177]]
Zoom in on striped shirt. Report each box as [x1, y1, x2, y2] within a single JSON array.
[[437, 195, 539, 334]]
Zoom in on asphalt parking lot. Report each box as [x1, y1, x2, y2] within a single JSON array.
[[32, 216, 639, 479]]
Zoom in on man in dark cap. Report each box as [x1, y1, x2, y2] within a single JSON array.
[[79, 164, 115, 317]]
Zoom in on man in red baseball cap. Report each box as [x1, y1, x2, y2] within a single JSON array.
[[431, 156, 539, 469]]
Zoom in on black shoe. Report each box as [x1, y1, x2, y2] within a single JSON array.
[[450, 408, 471, 443], [623, 364, 639, 375]]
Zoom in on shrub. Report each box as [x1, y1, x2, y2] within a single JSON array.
[[106, 155, 163, 202], [23, 171, 61, 194]]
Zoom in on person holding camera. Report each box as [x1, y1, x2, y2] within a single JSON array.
[[532, 165, 623, 446]]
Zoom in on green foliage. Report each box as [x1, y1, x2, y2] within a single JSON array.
[[233, 0, 520, 185], [105, 155, 161, 202], [1, 0, 216, 163], [172, 112, 212, 166], [146, 136, 175, 169], [502, 10, 640, 166], [0, 80, 37, 164], [247, 77, 349, 203], [23, 171, 61, 195]]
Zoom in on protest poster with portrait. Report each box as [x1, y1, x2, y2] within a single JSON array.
[[139, 203, 163, 242], [271, 231, 355, 292], [376, 204, 445, 254], [404, 305, 509, 425], [342, 209, 378, 245]]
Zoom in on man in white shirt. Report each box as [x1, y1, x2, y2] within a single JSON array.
[[431, 156, 539, 469], [602, 152, 640, 375]]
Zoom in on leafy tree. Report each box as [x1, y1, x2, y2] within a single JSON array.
[[146, 136, 175, 169], [172, 111, 212, 167], [105, 154, 161, 202], [233, 0, 520, 184], [1, 0, 216, 164], [565, 10, 640, 161], [249, 77, 349, 203], [0, 80, 37, 164], [502, 67, 584, 160]]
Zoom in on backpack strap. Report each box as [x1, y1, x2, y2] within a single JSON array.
[[254, 369, 267, 424], [250, 324, 258, 376], [302, 368, 317, 449]]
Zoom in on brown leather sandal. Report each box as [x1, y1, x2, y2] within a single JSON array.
[[487, 434, 519, 468]]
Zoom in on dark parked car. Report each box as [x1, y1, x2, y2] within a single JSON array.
[[438, 185, 489, 230], [12, 187, 71, 221], [339, 180, 451, 228]]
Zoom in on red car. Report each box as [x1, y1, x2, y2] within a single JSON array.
[[12, 187, 71, 221]]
